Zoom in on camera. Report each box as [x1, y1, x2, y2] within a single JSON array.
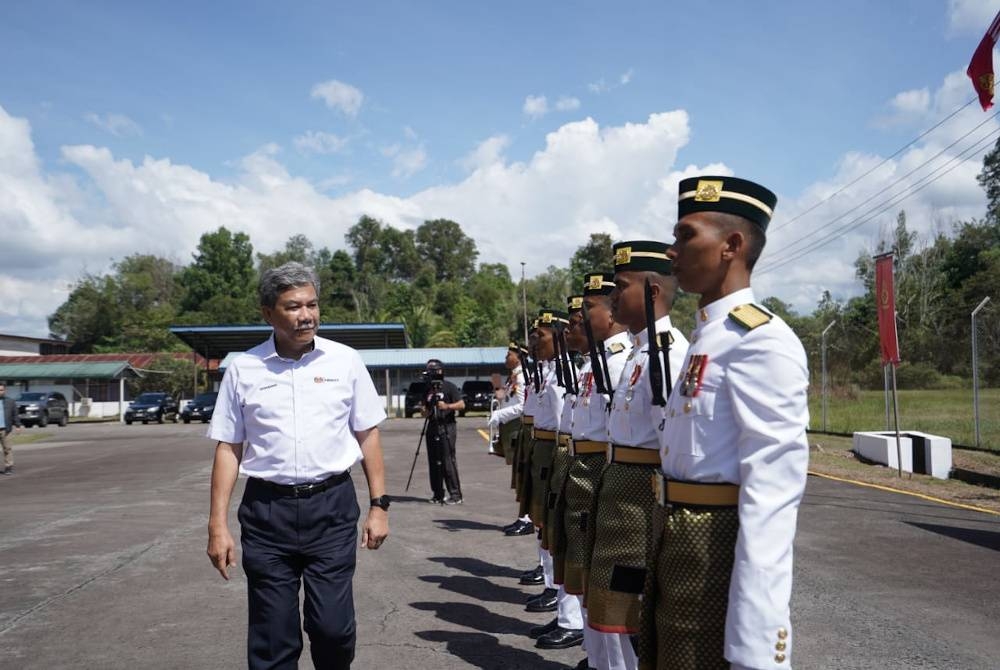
[[421, 367, 445, 382]]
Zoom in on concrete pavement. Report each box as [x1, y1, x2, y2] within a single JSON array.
[[0, 418, 998, 669]]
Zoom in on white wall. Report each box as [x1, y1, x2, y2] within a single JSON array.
[[0, 337, 41, 355]]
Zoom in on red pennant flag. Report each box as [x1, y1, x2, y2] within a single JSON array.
[[875, 254, 900, 366], [967, 9, 1000, 111]]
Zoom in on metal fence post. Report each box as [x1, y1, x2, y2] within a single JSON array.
[[972, 296, 991, 448], [821, 320, 836, 432]]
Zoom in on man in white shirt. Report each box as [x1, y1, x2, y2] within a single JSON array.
[[206, 262, 389, 670], [643, 176, 809, 670]]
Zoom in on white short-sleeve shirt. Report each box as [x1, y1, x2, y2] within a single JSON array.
[[209, 335, 387, 484]]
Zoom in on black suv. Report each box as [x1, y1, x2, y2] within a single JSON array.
[[404, 381, 428, 418], [181, 392, 218, 424], [460, 380, 495, 416], [17, 391, 69, 427], [125, 392, 179, 425]]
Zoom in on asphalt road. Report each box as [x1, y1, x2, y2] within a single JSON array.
[[0, 418, 997, 669]]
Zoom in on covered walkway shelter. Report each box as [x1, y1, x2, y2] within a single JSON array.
[[0, 360, 141, 420], [218, 346, 509, 417]]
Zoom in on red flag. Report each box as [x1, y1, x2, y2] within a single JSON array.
[[875, 254, 900, 366], [967, 9, 1000, 111]]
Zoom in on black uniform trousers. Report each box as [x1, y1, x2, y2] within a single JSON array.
[[426, 421, 461, 500], [239, 474, 359, 670]]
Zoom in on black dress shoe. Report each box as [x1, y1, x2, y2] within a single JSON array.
[[529, 617, 559, 639], [502, 519, 521, 533], [505, 520, 534, 536], [525, 587, 556, 606], [525, 589, 558, 613], [536, 626, 584, 649], [519, 565, 545, 585]]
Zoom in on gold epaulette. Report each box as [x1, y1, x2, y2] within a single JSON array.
[[607, 342, 626, 355], [728, 304, 772, 330], [656, 332, 674, 348]]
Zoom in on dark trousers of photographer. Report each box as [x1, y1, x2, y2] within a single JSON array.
[[426, 421, 462, 501]]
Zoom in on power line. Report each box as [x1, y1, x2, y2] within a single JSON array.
[[757, 126, 1000, 276], [767, 108, 1000, 261], [770, 96, 979, 234]]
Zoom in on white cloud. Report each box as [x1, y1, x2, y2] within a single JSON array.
[[947, 0, 1000, 36], [555, 96, 581, 112], [85, 112, 142, 137], [293, 130, 348, 155], [310, 79, 364, 117], [587, 78, 609, 94], [523, 95, 548, 119], [459, 135, 510, 172], [589, 68, 634, 94], [0, 65, 995, 335], [391, 147, 427, 178]]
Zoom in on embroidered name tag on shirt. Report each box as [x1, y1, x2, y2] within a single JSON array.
[[259, 383, 277, 391]]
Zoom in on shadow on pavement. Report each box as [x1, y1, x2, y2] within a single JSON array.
[[419, 574, 529, 605], [432, 518, 506, 532], [414, 630, 569, 670], [410, 600, 530, 635], [389, 495, 435, 504], [428, 556, 522, 579], [906, 521, 1000, 551]]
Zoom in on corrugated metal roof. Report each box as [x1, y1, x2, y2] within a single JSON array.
[[0, 361, 141, 380], [0, 352, 207, 367], [170, 323, 409, 359], [219, 347, 508, 371]]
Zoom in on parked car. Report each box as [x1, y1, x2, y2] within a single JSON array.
[[125, 392, 179, 425], [404, 381, 428, 418], [16, 391, 69, 427], [181, 392, 218, 424], [460, 380, 495, 416]]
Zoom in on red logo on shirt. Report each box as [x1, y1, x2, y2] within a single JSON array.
[[314, 376, 324, 383]]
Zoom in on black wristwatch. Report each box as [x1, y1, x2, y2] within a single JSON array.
[[370, 494, 391, 511]]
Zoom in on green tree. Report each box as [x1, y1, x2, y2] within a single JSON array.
[[127, 354, 202, 400], [415, 219, 478, 283], [48, 274, 120, 352], [179, 227, 258, 323], [569, 234, 615, 284]]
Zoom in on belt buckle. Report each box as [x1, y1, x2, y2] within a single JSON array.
[[292, 482, 315, 498]]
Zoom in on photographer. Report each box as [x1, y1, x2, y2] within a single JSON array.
[[420, 359, 464, 505]]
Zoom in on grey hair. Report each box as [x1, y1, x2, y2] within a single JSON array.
[[258, 262, 320, 308]]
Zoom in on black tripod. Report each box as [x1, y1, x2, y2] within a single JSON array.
[[404, 388, 447, 492]]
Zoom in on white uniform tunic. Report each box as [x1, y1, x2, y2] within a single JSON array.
[[533, 360, 565, 432], [570, 330, 633, 442], [209, 335, 387, 484], [657, 288, 809, 670], [491, 365, 526, 426], [557, 358, 585, 440], [607, 316, 688, 449]]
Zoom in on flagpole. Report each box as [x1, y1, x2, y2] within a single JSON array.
[[889, 363, 903, 478]]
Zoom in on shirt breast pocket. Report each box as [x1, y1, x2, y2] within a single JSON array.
[[314, 380, 352, 422]]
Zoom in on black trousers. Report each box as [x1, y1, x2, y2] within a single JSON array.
[[426, 421, 461, 500], [239, 475, 359, 670]]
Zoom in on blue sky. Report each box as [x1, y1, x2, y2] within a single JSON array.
[[1, 0, 999, 336]]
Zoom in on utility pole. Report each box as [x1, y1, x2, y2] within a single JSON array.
[[521, 262, 528, 345]]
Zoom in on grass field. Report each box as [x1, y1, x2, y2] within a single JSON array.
[[809, 388, 1000, 450]]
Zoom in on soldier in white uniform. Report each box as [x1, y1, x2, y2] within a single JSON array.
[[586, 241, 688, 670], [642, 176, 809, 670], [564, 271, 635, 670], [491, 342, 531, 536]]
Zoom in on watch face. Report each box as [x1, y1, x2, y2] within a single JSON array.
[[372, 495, 391, 510]]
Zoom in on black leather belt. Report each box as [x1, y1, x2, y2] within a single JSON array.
[[250, 470, 351, 498]]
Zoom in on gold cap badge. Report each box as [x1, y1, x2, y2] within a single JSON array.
[[614, 247, 632, 265], [695, 179, 723, 202], [588, 275, 604, 290]]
